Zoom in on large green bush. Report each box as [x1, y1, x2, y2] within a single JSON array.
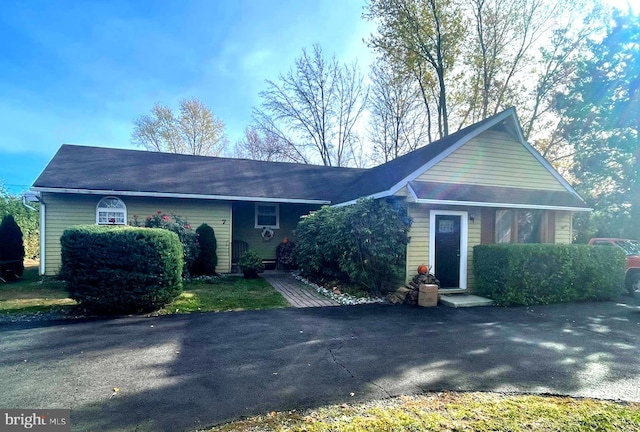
[[473, 244, 625, 306], [0, 214, 25, 279], [60, 225, 183, 314], [132, 211, 198, 277], [295, 198, 412, 296], [192, 223, 217, 275]]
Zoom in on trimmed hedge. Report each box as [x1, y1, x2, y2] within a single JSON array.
[[60, 225, 183, 313], [473, 244, 625, 306]]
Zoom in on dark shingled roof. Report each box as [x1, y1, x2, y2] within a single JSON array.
[[33, 145, 367, 203], [33, 108, 588, 209], [408, 181, 588, 209]]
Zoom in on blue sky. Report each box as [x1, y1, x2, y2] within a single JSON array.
[[0, 0, 375, 193]]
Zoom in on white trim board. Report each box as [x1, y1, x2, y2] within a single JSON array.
[[31, 187, 330, 205]]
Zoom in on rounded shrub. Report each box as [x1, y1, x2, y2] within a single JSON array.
[[239, 251, 264, 279], [133, 211, 198, 278], [0, 214, 25, 280], [192, 223, 217, 276], [60, 225, 183, 314]]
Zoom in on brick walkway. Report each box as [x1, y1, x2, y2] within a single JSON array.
[[262, 272, 340, 308]]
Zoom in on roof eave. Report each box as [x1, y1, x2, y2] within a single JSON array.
[[30, 187, 331, 205], [412, 197, 591, 212]]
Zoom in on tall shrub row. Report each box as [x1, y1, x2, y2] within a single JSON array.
[[60, 226, 183, 313], [473, 244, 626, 306], [295, 199, 412, 296]]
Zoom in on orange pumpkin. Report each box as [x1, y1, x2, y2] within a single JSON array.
[[417, 264, 429, 275]]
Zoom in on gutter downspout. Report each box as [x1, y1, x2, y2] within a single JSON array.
[[22, 192, 45, 276]]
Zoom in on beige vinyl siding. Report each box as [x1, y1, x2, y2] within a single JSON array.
[[232, 202, 320, 261], [417, 130, 566, 191], [555, 211, 573, 244], [393, 186, 409, 197], [42, 193, 232, 275], [404, 204, 481, 290]]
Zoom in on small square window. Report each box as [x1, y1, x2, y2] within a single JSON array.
[[255, 203, 279, 228]]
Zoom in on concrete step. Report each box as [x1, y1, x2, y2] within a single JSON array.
[[439, 294, 494, 308]]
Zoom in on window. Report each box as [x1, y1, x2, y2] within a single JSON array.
[[494, 209, 546, 244], [255, 203, 279, 228], [96, 197, 126, 225]]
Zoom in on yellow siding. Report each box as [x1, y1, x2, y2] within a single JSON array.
[[405, 204, 481, 290], [43, 193, 232, 275], [555, 211, 573, 244], [418, 130, 566, 191], [406, 203, 430, 282], [393, 186, 409, 197]]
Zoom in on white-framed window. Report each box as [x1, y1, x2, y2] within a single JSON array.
[[96, 196, 127, 225], [255, 203, 279, 229]]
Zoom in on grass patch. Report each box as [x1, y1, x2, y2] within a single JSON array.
[[206, 392, 640, 431], [0, 264, 77, 315], [158, 276, 289, 314], [1, 264, 288, 316]]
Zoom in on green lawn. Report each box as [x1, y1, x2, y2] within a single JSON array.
[[0, 263, 289, 316], [208, 392, 640, 432], [157, 276, 290, 314]]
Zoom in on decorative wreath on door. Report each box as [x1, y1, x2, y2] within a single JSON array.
[[261, 227, 274, 241]]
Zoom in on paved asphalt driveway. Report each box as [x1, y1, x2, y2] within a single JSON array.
[[2, 299, 640, 432]]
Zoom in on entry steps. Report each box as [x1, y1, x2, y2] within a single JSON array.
[[439, 294, 494, 308]]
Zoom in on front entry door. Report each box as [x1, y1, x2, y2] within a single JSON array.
[[430, 211, 468, 289]]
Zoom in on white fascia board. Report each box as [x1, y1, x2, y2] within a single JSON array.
[[407, 183, 419, 202], [331, 190, 395, 207], [414, 198, 591, 212], [31, 187, 330, 205]]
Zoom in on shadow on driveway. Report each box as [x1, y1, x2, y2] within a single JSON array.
[[2, 298, 640, 431]]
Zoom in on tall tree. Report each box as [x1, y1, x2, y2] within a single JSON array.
[[365, 0, 465, 139], [233, 126, 292, 162], [131, 98, 227, 156], [460, 0, 558, 123], [556, 9, 640, 239], [253, 44, 368, 167], [368, 58, 428, 163]]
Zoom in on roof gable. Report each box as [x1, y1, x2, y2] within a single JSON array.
[[32, 108, 587, 210]]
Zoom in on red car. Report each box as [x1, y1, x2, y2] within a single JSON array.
[[589, 238, 640, 295]]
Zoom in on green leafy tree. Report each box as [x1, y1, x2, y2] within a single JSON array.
[[0, 183, 39, 260], [192, 223, 217, 276], [0, 214, 25, 279], [365, 0, 465, 139], [556, 10, 640, 239]]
